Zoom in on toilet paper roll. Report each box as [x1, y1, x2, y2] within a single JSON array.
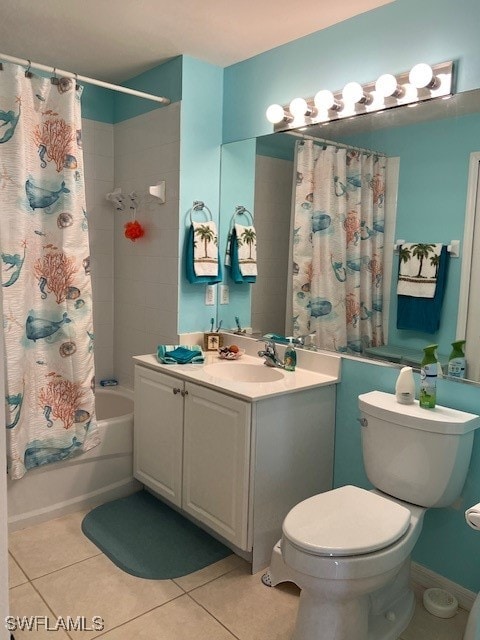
[[465, 503, 480, 530]]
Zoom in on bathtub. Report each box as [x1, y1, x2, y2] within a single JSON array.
[[7, 386, 141, 531]]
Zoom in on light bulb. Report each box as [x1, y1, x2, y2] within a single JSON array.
[[409, 63, 439, 89], [266, 104, 286, 124], [342, 81, 372, 105], [375, 73, 404, 98], [314, 89, 342, 111], [289, 97, 309, 118]]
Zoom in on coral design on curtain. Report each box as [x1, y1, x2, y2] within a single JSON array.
[[292, 140, 385, 355], [0, 63, 99, 479]]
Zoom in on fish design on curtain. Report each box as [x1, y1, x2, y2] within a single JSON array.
[[292, 140, 385, 355], [0, 63, 99, 479]]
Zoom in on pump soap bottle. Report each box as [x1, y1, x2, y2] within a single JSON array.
[[395, 366, 415, 404], [447, 340, 466, 379], [420, 344, 439, 409]]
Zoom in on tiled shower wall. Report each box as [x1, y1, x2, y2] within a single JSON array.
[[252, 154, 293, 336], [82, 118, 115, 383], [113, 103, 181, 387]]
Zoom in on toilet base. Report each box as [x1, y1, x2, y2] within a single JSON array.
[[264, 541, 415, 640]]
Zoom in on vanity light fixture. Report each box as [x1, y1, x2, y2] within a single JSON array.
[[266, 60, 453, 132]]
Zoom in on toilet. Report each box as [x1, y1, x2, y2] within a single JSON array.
[[264, 391, 480, 640]]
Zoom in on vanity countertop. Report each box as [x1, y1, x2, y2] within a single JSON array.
[[133, 349, 341, 402]]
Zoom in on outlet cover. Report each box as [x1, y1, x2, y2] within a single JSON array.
[[205, 284, 216, 306], [219, 285, 229, 305]]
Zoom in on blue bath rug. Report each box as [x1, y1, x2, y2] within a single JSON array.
[[81, 490, 232, 580]]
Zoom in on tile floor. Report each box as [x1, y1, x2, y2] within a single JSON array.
[[8, 509, 469, 639]]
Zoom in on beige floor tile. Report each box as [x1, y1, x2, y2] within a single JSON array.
[[99, 593, 236, 639], [173, 554, 247, 592], [190, 564, 300, 640], [9, 582, 70, 639], [9, 509, 101, 579], [9, 552, 28, 588], [33, 554, 183, 639], [400, 594, 468, 640]]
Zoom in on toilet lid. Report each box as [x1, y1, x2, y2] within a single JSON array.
[[283, 485, 411, 557]]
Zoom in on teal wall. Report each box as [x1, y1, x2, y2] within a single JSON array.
[[221, 0, 480, 591], [114, 56, 183, 123], [178, 56, 223, 333], [223, 0, 480, 143], [81, 84, 114, 123]]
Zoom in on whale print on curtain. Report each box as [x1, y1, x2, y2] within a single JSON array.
[[292, 139, 385, 355], [0, 63, 99, 479]]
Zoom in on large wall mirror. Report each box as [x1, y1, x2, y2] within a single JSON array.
[[218, 88, 480, 384]]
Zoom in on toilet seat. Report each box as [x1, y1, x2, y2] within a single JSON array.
[[283, 485, 411, 557]]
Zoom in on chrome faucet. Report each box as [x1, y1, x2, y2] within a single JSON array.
[[258, 340, 285, 368]]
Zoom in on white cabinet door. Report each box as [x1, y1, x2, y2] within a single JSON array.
[[182, 382, 251, 550], [134, 366, 183, 507]]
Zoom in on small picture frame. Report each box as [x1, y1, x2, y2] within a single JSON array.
[[204, 332, 223, 351]]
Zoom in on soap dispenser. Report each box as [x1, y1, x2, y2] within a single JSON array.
[[395, 367, 415, 404], [284, 339, 297, 372]]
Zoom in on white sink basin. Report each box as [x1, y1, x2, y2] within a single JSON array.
[[203, 362, 285, 383]]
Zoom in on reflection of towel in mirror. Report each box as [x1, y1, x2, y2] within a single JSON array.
[[397, 245, 449, 333], [192, 221, 219, 277], [185, 225, 222, 284], [397, 243, 443, 298], [226, 224, 257, 284]]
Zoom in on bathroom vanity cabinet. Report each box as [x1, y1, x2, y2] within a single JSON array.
[[133, 355, 339, 571]]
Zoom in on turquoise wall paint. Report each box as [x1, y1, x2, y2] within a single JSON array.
[[178, 56, 223, 334], [335, 357, 480, 592], [114, 56, 183, 123], [81, 84, 114, 123], [217, 139, 256, 330], [223, 0, 480, 143], [221, 0, 480, 592], [340, 111, 480, 360]]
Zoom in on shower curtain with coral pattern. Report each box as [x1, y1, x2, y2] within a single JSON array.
[[0, 63, 98, 479], [292, 140, 386, 355]]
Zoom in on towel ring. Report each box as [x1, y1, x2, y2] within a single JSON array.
[[189, 200, 213, 225], [227, 205, 254, 234]]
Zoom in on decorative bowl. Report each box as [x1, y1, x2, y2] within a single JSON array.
[[217, 347, 245, 360]]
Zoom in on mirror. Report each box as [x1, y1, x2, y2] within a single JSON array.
[[218, 88, 480, 383]]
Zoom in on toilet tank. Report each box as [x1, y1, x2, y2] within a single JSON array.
[[359, 391, 480, 508]]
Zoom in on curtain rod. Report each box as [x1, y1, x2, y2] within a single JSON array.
[[0, 53, 171, 105], [285, 130, 386, 157]]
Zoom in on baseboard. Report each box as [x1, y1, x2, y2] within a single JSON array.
[[411, 561, 477, 611]]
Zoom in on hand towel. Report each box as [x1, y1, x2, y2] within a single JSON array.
[[192, 221, 219, 277], [397, 243, 443, 298], [226, 227, 256, 284], [397, 245, 449, 333], [157, 344, 205, 365], [234, 223, 257, 277], [185, 225, 222, 285]]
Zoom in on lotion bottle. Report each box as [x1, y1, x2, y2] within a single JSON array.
[[395, 366, 415, 404]]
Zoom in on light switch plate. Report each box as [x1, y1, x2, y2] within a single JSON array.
[[205, 284, 216, 306], [219, 285, 229, 305]]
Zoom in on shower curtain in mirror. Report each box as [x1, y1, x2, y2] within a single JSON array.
[[292, 139, 386, 355], [0, 63, 99, 479]]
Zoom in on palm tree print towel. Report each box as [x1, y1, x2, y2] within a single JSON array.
[[234, 223, 257, 277], [192, 221, 219, 277], [397, 243, 443, 298]]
